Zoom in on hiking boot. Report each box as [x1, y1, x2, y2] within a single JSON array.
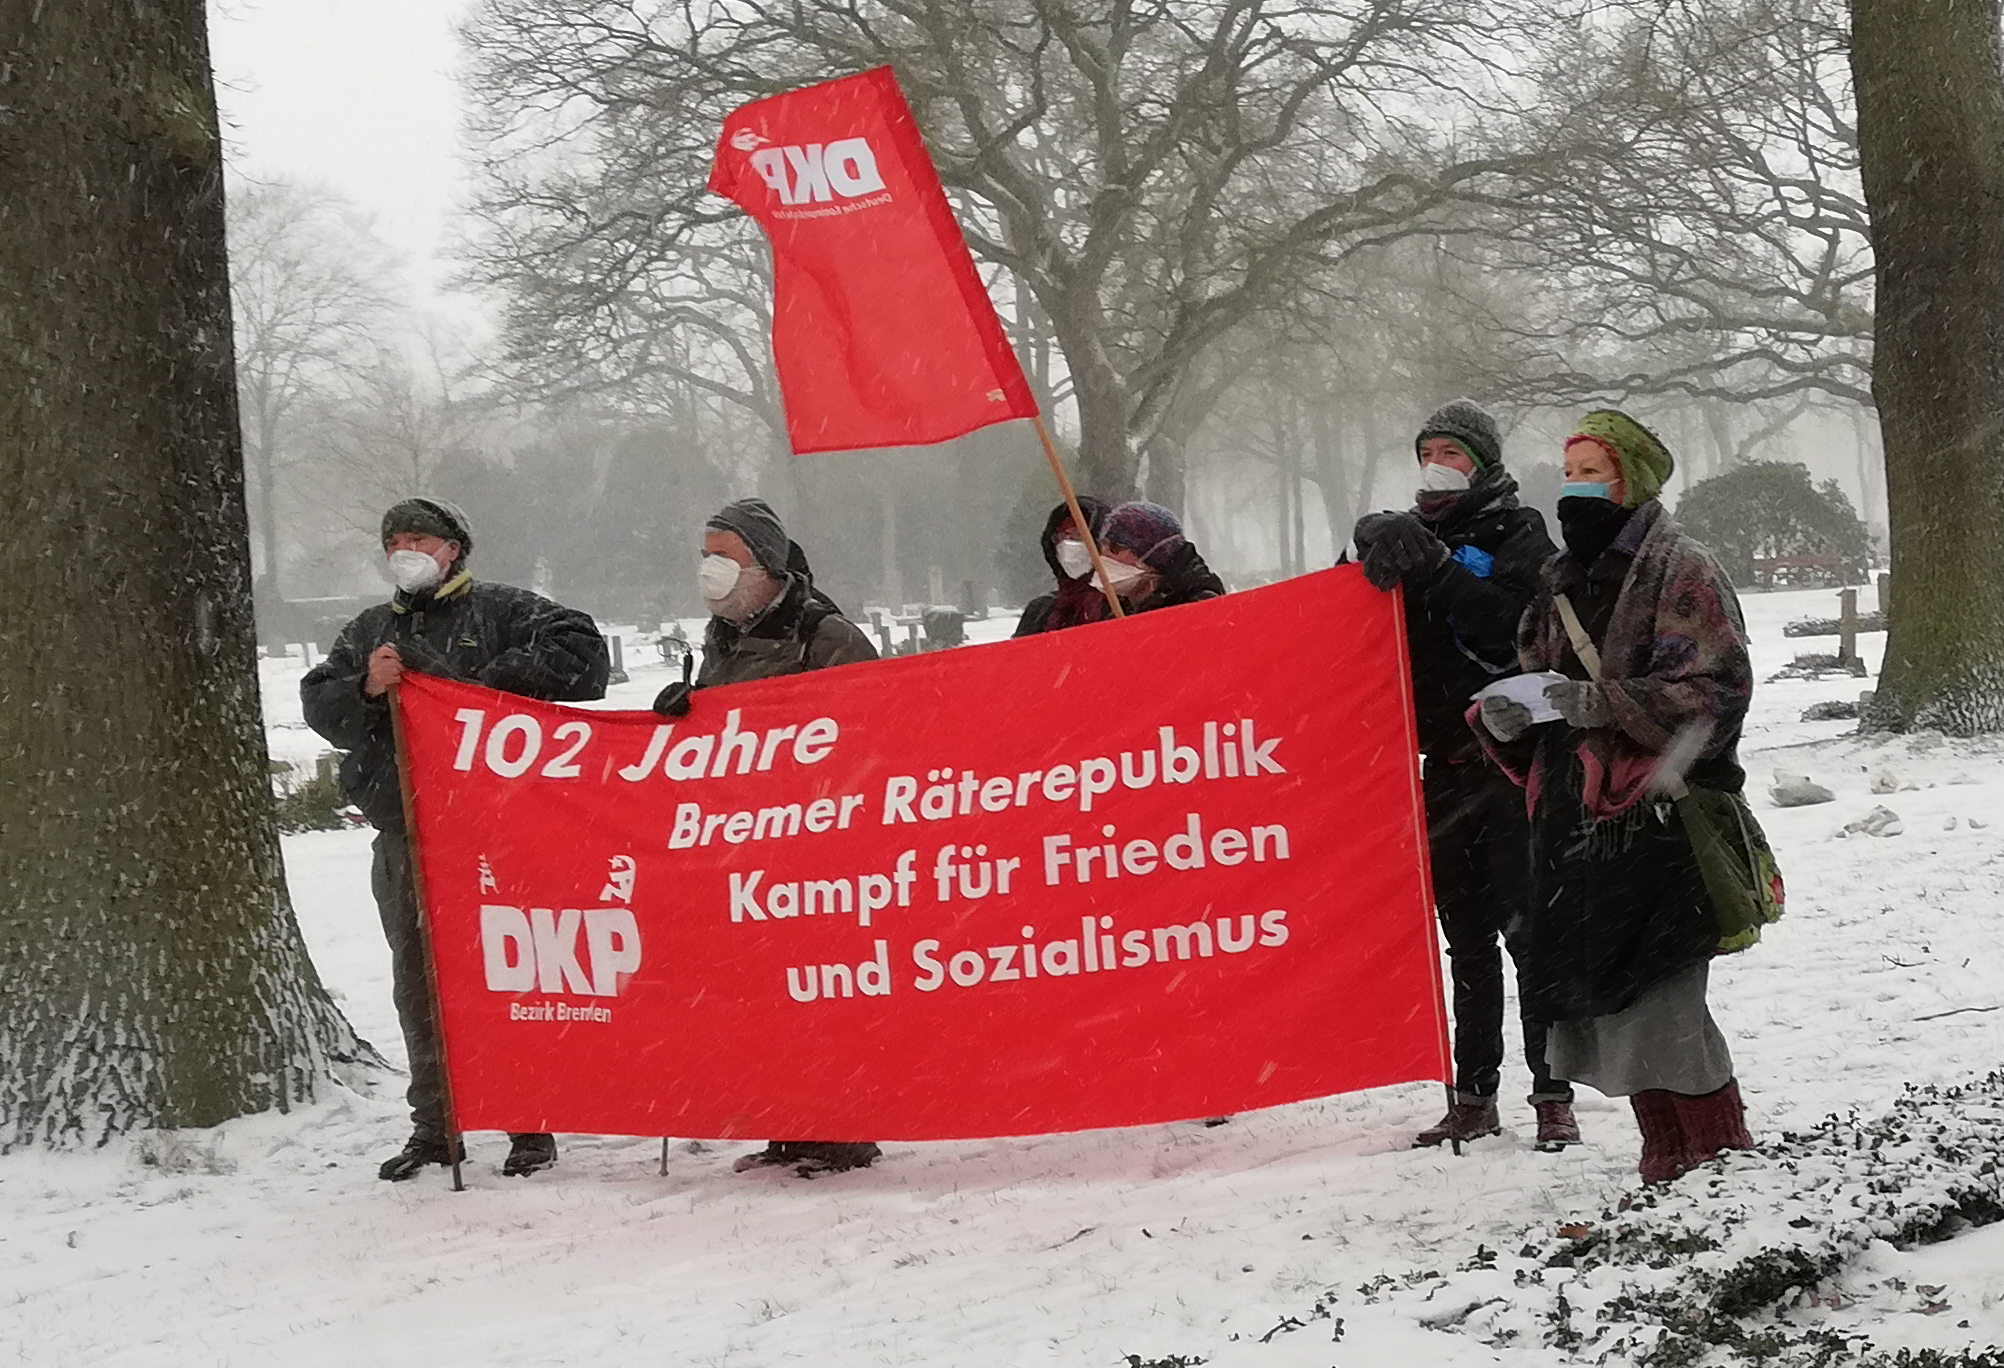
[[1533, 1101, 1582, 1152], [1631, 1090, 1691, 1184], [788, 1142, 882, 1176], [732, 1141, 797, 1173], [1672, 1080, 1754, 1168], [502, 1132, 558, 1177], [377, 1134, 461, 1182], [1411, 1097, 1501, 1148]]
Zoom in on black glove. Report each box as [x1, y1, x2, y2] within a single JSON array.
[[1479, 694, 1535, 742], [1352, 511, 1398, 550], [651, 683, 691, 717], [1356, 512, 1447, 591], [1545, 679, 1611, 729], [651, 654, 694, 717]]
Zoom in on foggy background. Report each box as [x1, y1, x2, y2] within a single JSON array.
[[210, 0, 1879, 636]]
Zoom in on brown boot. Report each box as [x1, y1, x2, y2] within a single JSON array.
[[1630, 1090, 1691, 1184], [1671, 1080, 1754, 1168], [1412, 1096, 1501, 1148], [1533, 1100, 1581, 1151]]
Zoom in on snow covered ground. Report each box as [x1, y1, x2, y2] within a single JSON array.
[[9, 584, 2004, 1367]]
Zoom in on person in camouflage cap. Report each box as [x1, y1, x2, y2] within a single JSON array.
[[302, 498, 609, 1184]]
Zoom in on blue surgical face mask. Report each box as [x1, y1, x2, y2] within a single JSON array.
[[1559, 480, 1615, 502]]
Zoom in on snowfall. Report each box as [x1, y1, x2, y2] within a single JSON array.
[[7, 582, 2004, 1368]]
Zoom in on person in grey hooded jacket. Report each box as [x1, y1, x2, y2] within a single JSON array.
[[653, 498, 881, 1177]]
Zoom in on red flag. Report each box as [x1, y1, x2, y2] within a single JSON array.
[[398, 568, 1451, 1141], [709, 67, 1038, 454]]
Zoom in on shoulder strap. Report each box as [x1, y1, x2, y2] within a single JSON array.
[[793, 595, 837, 666], [1557, 590, 1693, 799], [1553, 593, 1604, 682]]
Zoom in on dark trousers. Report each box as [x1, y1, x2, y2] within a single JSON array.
[[1424, 761, 1572, 1105], [372, 832, 453, 1142], [372, 831, 549, 1146]]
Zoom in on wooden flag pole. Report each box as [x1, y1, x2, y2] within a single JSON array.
[[1031, 413, 1126, 619]]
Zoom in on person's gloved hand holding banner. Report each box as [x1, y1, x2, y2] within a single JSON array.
[[396, 565, 1450, 1141]]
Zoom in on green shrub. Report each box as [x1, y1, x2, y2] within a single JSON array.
[[272, 764, 348, 834], [1677, 462, 1873, 588]]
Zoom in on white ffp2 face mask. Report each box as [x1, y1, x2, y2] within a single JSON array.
[[388, 549, 442, 592], [1418, 462, 1472, 493], [698, 554, 743, 603], [1054, 539, 1094, 579], [1093, 558, 1148, 592]]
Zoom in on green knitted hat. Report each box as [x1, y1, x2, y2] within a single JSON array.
[[1570, 410, 1674, 507]]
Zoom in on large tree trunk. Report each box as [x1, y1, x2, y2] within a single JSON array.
[[0, 0, 374, 1146], [1849, 404, 1884, 537], [1352, 411, 1387, 522], [1141, 423, 1188, 516], [254, 407, 281, 599], [880, 481, 902, 608], [1072, 365, 1138, 500], [1853, 0, 2004, 734], [1310, 401, 1355, 554], [1042, 296, 1139, 500], [1283, 396, 1306, 576]]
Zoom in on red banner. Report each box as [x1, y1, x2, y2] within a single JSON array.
[[708, 66, 1039, 454], [398, 568, 1448, 1141]]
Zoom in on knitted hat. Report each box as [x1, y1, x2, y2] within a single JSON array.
[[380, 497, 473, 558], [1100, 501, 1187, 570], [706, 497, 791, 577], [1415, 399, 1503, 470], [1569, 409, 1675, 507]]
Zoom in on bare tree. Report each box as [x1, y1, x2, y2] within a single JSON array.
[[1853, 0, 2004, 734], [0, 0, 375, 1145], [1178, 227, 1557, 559], [462, 0, 1578, 501], [227, 178, 396, 596], [301, 326, 494, 530], [1489, 0, 1872, 409]]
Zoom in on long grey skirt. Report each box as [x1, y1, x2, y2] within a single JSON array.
[[1544, 962, 1733, 1098]]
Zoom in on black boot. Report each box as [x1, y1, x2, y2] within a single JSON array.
[[378, 1134, 461, 1182], [787, 1141, 881, 1176], [502, 1132, 558, 1177], [732, 1141, 797, 1173]]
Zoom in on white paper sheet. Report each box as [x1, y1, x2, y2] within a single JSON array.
[[1472, 669, 1570, 723]]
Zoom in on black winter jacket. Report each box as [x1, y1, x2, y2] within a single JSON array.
[[1127, 542, 1227, 614], [1015, 497, 1113, 637], [300, 579, 609, 829], [1395, 481, 1555, 761]]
